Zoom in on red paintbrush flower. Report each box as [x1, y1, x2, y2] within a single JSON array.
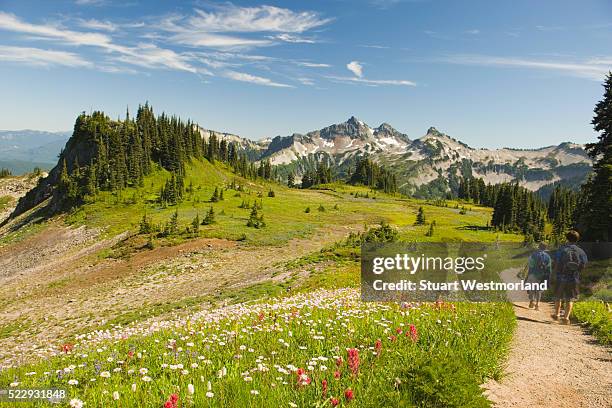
[[333, 370, 341, 379], [331, 397, 340, 406], [344, 388, 354, 401], [61, 343, 73, 353], [297, 368, 311, 386], [347, 348, 359, 376], [322, 379, 328, 397], [408, 324, 418, 342], [374, 339, 382, 356]]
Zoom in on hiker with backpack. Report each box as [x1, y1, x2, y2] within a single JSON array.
[[552, 230, 588, 324], [525, 242, 551, 311]]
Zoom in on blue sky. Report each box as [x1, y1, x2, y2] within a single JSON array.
[[0, 0, 611, 148]]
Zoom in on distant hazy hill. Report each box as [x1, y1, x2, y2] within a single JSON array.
[[0, 130, 70, 174]]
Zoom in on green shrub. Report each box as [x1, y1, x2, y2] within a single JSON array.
[[573, 301, 612, 345], [391, 354, 491, 408]]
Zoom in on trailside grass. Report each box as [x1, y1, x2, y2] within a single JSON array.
[[573, 301, 612, 345]]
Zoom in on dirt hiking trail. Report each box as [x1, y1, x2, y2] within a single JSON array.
[[484, 269, 612, 408]]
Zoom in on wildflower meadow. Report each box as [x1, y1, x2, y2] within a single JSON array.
[[1, 289, 514, 407]]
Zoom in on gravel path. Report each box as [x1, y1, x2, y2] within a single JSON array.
[[484, 269, 612, 407]]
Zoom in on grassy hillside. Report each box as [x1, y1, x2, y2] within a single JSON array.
[[63, 158, 520, 246]]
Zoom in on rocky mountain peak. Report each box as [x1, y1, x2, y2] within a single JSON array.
[[317, 116, 371, 141], [377, 122, 394, 132], [426, 126, 444, 136], [347, 116, 361, 126]]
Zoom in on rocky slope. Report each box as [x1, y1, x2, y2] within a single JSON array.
[[0, 173, 45, 223]]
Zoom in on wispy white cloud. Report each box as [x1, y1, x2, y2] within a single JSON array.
[[327, 75, 416, 86], [423, 30, 452, 41], [159, 5, 331, 50], [339, 60, 414, 86], [346, 61, 363, 77], [78, 18, 117, 32], [0, 9, 330, 88], [586, 57, 612, 65], [97, 64, 139, 74], [368, 0, 423, 9], [112, 43, 200, 73], [223, 70, 293, 87], [0, 45, 91, 67], [187, 5, 331, 33], [272, 33, 317, 44], [297, 77, 315, 86], [295, 61, 330, 68], [360, 44, 390, 49], [535, 25, 564, 32], [74, 0, 106, 5], [465, 29, 480, 35], [0, 11, 114, 48], [0, 12, 199, 73], [161, 17, 272, 50], [440, 54, 611, 81]]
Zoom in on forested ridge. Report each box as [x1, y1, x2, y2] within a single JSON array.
[[11, 104, 275, 217]]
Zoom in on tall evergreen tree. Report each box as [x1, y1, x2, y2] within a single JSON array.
[[576, 72, 612, 241]]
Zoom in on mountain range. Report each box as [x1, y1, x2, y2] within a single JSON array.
[[0, 119, 591, 196], [200, 117, 592, 196]]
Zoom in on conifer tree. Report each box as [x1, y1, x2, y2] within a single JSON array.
[[191, 214, 200, 234], [576, 72, 612, 241], [164, 210, 179, 236], [57, 158, 78, 208], [139, 213, 153, 234], [425, 221, 435, 237], [287, 173, 295, 188], [211, 187, 220, 202], [202, 206, 215, 225], [247, 206, 265, 228], [415, 207, 426, 225]]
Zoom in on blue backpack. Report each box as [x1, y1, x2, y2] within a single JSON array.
[[532, 251, 549, 278], [559, 245, 581, 281]]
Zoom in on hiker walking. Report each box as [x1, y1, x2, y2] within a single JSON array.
[[552, 230, 588, 324], [525, 242, 551, 311]]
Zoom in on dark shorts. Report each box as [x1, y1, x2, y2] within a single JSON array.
[[554, 280, 578, 301]]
